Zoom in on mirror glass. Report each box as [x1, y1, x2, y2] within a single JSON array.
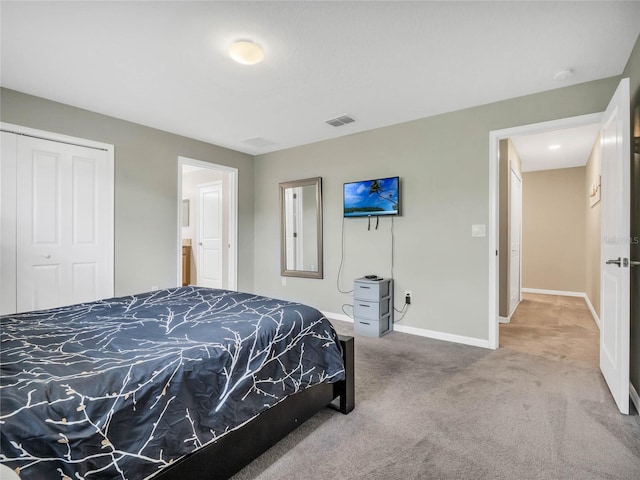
[[182, 199, 190, 227], [280, 177, 323, 278]]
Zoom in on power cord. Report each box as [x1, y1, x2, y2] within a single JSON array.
[[341, 303, 354, 318], [394, 300, 409, 322], [390, 216, 395, 279], [339, 214, 408, 322], [336, 216, 353, 294]]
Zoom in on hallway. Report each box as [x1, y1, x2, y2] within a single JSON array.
[[500, 293, 599, 366]]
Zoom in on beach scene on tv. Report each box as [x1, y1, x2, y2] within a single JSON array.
[[344, 177, 399, 217]]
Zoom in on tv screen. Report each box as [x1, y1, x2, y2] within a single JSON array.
[[344, 176, 400, 217]]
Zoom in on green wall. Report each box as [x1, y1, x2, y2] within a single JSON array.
[[623, 33, 640, 405], [254, 77, 620, 343], [0, 88, 255, 296]]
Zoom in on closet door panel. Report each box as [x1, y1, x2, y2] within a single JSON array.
[[17, 137, 68, 312], [72, 155, 97, 245], [31, 149, 62, 245]]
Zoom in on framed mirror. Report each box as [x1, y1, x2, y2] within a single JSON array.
[[280, 177, 323, 278]]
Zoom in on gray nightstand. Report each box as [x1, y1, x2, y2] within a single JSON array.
[[353, 277, 393, 337]]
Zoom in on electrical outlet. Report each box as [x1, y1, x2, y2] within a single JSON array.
[[151, 286, 159, 291], [281, 277, 286, 286], [405, 290, 412, 305]]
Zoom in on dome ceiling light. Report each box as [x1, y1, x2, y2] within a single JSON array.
[[228, 40, 264, 65], [552, 68, 574, 81]]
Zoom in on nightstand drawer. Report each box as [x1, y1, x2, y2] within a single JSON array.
[[354, 315, 391, 337], [353, 299, 390, 320], [354, 280, 389, 301]]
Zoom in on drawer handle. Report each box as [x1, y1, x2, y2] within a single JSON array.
[[360, 286, 371, 289], [358, 304, 370, 307], [359, 321, 370, 325]]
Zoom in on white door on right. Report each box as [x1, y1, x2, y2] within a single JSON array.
[[600, 78, 631, 414]]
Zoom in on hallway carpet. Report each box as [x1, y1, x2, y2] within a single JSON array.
[[232, 294, 640, 480]]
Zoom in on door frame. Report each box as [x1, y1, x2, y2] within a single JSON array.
[[487, 112, 603, 349], [0, 122, 115, 313], [177, 156, 238, 291]]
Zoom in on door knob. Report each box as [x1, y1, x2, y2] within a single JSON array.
[[631, 260, 640, 268], [44, 254, 51, 259], [605, 257, 621, 267]]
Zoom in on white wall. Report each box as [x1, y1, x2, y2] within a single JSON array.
[[584, 136, 602, 314], [521, 167, 586, 293]]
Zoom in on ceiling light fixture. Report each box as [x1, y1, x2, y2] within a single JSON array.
[[228, 40, 264, 65], [553, 68, 574, 81], [549, 144, 561, 150]]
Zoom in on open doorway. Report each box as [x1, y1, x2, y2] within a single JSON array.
[[497, 123, 604, 369], [498, 122, 602, 324], [177, 157, 238, 291], [488, 112, 603, 347]]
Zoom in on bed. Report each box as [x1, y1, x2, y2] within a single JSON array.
[[0, 286, 354, 479]]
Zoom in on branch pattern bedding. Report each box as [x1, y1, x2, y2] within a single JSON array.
[[0, 287, 345, 479]]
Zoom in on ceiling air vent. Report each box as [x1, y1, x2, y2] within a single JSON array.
[[241, 137, 275, 148], [326, 114, 356, 127]]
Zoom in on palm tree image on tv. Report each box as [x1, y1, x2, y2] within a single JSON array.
[[344, 177, 399, 217]]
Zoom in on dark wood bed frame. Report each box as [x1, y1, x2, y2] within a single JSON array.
[[156, 335, 355, 480]]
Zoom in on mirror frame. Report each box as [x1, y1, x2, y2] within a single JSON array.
[[279, 177, 323, 278]]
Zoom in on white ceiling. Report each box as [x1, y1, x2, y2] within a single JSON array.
[[511, 123, 602, 172], [1, 1, 639, 156]]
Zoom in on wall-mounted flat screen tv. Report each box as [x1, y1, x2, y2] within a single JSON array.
[[343, 176, 400, 217]]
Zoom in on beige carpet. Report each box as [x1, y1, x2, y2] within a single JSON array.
[[231, 294, 640, 479], [500, 293, 599, 366]]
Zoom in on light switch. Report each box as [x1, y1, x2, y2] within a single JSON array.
[[472, 224, 486, 237]]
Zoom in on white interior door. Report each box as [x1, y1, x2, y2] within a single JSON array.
[[198, 182, 223, 288], [509, 168, 522, 315], [15, 135, 112, 312], [600, 78, 631, 414]]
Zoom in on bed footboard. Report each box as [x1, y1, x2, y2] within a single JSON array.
[[332, 334, 355, 414], [155, 335, 354, 480]]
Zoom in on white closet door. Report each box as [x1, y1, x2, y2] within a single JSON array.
[[0, 132, 18, 315], [16, 135, 112, 312]]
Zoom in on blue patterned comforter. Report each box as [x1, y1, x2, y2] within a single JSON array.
[[0, 287, 345, 479]]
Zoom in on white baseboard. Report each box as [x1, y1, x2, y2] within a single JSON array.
[[498, 316, 510, 324], [508, 299, 521, 318], [522, 288, 584, 297], [521, 288, 600, 330], [582, 294, 601, 330], [322, 311, 353, 324], [394, 324, 491, 349], [323, 311, 490, 349], [630, 382, 640, 414]]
